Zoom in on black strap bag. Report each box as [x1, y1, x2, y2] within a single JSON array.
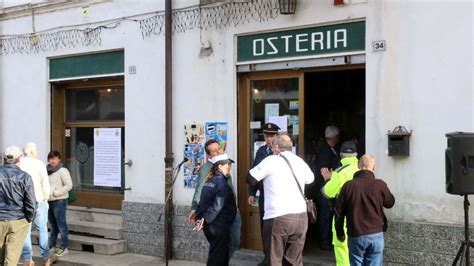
[[281, 154, 317, 224]]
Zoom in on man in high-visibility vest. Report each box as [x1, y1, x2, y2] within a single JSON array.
[[321, 141, 359, 266]]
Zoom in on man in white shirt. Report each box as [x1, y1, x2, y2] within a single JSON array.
[[249, 134, 314, 265], [19, 143, 55, 266]]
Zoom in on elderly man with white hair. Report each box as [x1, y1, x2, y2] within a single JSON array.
[[314, 125, 341, 251], [249, 134, 314, 265], [19, 143, 55, 266]]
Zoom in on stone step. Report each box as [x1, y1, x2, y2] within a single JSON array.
[[68, 206, 122, 226], [32, 232, 127, 255], [68, 220, 122, 240], [30, 245, 162, 265]]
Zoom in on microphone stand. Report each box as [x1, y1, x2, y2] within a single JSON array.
[[160, 162, 185, 266]]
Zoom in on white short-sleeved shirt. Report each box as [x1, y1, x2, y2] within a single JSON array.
[[249, 151, 315, 220]]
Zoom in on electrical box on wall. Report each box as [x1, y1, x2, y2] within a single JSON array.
[[388, 126, 412, 156]]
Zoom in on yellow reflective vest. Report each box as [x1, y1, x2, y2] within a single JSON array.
[[322, 156, 359, 199]]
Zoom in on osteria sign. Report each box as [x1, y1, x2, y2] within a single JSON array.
[[237, 21, 365, 63]]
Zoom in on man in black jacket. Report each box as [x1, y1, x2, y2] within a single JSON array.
[[0, 146, 36, 265], [335, 154, 395, 266], [314, 125, 341, 250]]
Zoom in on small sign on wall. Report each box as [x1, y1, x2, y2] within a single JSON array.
[[373, 40, 386, 52]]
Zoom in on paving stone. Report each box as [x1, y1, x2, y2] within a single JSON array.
[[185, 250, 208, 262], [127, 242, 163, 257]]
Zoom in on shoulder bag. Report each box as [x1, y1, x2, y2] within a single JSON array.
[[280, 154, 317, 224]]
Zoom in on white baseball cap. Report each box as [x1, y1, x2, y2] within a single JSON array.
[[4, 146, 23, 160], [209, 153, 235, 165]]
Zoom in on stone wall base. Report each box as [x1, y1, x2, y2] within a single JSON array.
[[123, 201, 467, 264], [122, 201, 208, 262]]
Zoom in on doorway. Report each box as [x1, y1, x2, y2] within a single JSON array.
[[303, 67, 365, 258], [237, 65, 365, 254], [51, 77, 125, 210]]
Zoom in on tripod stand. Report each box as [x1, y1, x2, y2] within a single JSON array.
[[453, 195, 474, 266], [159, 161, 186, 266]]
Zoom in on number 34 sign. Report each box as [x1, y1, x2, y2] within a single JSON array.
[[373, 40, 386, 52]]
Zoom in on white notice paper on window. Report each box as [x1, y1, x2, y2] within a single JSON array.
[[265, 104, 279, 123], [250, 121, 261, 129], [94, 128, 122, 187], [269, 115, 288, 133]]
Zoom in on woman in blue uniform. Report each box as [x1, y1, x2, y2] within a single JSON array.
[[195, 153, 237, 266]]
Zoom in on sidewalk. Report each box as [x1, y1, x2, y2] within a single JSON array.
[[30, 246, 201, 265], [31, 245, 333, 265]]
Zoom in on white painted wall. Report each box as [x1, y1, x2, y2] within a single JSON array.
[[170, 0, 367, 206], [0, 1, 167, 203], [1, 0, 473, 226], [366, 0, 474, 224], [1, 0, 43, 8]]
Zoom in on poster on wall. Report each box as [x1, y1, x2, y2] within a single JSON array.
[[184, 124, 205, 144], [93, 128, 121, 187], [205, 122, 228, 152], [290, 115, 299, 136], [183, 144, 205, 189]]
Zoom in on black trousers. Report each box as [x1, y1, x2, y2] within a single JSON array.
[[203, 224, 230, 266]]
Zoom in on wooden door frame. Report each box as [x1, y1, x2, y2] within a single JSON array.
[[237, 63, 366, 249], [51, 77, 125, 210], [237, 70, 304, 249]]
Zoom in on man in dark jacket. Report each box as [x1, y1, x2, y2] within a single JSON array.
[[314, 125, 341, 250], [246, 122, 279, 265], [335, 154, 395, 266], [0, 146, 36, 265]]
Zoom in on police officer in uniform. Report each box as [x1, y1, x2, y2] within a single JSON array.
[[246, 122, 280, 266]]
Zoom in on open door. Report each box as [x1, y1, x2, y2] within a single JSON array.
[[238, 71, 304, 250]]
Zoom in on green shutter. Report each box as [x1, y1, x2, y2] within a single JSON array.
[[49, 50, 124, 80]]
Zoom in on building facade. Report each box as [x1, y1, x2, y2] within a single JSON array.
[[1, 0, 473, 264]]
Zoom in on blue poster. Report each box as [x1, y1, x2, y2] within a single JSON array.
[[205, 122, 228, 152], [183, 144, 205, 188]]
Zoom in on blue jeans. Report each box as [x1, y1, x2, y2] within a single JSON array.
[[229, 212, 241, 258], [48, 199, 69, 249], [348, 232, 384, 266], [21, 201, 51, 260]]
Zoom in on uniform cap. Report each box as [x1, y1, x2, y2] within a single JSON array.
[[340, 141, 357, 154], [4, 146, 23, 160], [263, 123, 280, 134], [209, 153, 235, 165]]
